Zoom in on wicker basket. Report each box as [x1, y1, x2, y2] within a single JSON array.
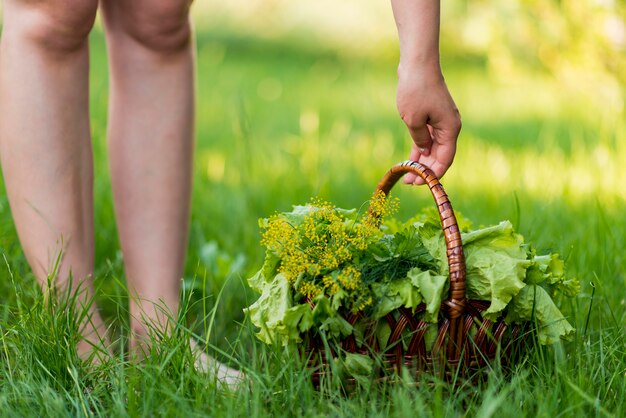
[[304, 160, 527, 386]]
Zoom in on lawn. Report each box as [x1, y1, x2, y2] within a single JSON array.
[[0, 8, 625, 417]]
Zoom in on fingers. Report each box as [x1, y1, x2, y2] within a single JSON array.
[[431, 131, 457, 179], [403, 121, 459, 186], [429, 114, 461, 178], [415, 133, 457, 181], [406, 123, 433, 157], [403, 143, 425, 185], [402, 122, 432, 185]]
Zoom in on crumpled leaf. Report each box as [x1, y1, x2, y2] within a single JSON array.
[[280, 205, 314, 226], [527, 253, 580, 297], [342, 352, 374, 385], [526, 253, 562, 284], [247, 269, 265, 294], [247, 251, 280, 293], [462, 221, 527, 258], [554, 277, 581, 298], [370, 278, 422, 319], [371, 268, 446, 322], [407, 268, 448, 322], [418, 220, 530, 320], [461, 221, 531, 320], [311, 296, 353, 338], [416, 220, 449, 275], [506, 284, 575, 344], [244, 273, 313, 345], [464, 250, 530, 320]]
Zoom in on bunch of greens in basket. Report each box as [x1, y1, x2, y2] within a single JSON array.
[[245, 194, 579, 347]]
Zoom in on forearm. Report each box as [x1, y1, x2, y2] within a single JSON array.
[[390, 0, 460, 183], [391, 0, 441, 73]]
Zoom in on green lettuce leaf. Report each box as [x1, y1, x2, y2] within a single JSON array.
[[342, 352, 374, 386], [527, 253, 580, 297], [407, 268, 448, 322], [248, 251, 281, 293], [461, 221, 530, 319], [244, 273, 313, 345], [506, 284, 575, 344], [280, 205, 314, 226], [370, 268, 446, 322], [311, 296, 354, 338], [416, 220, 531, 320], [370, 278, 422, 319], [416, 219, 449, 275]]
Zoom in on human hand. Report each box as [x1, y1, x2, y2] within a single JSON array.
[[396, 63, 461, 185]]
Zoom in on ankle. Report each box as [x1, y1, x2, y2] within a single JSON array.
[[77, 327, 112, 364]]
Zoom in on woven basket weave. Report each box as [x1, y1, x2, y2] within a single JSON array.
[[305, 161, 526, 385]]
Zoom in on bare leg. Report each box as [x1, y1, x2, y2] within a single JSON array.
[[101, 1, 244, 385], [0, 0, 108, 360], [100, 0, 195, 352]]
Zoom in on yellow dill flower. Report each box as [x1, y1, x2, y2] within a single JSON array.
[[337, 266, 362, 291], [261, 216, 300, 257], [322, 275, 341, 295], [259, 194, 399, 309], [299, 280, 322, 299], [347, 224, 369, 250], [353, 295, 373, 313], [364, 189, 399, 229]]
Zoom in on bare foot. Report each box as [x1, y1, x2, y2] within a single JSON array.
[[77, 335, 112, 366], [76, 328, 113, 366], [76, 308, 112, 366], [128, 320, 246, 389], [189, 339, 246, 389]]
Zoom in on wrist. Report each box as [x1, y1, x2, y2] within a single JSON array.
[[399, 49, 439, 64], [397, 59, 443, 82]]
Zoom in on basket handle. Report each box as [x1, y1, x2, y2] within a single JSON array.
[[374, 160, 467, 319]]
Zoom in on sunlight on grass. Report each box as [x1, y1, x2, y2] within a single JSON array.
[[203, 151, 227, 183], [445, 132, 626, 204], [229, 121, 626, 205]]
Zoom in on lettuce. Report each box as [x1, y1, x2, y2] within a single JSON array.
[[461, 221, 530, 319], [527, 252, 581, 297], [311, 296, 354, 338], [244, 273, 313, 345], [506, 284, 575, 344], [369, 268, 447, 322]]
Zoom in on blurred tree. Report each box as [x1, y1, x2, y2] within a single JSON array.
[[442, 0, 625, 113], [192, 0, 625, 116]]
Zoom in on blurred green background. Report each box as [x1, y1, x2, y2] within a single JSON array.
[[0, 0, 625, 345], [0, 2, 625, 415]]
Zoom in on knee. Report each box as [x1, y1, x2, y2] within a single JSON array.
[[115, 1, 193, 54], [16, 0, 98, 53]]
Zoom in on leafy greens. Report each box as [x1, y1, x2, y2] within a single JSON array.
[[245, 201, 578, 346]]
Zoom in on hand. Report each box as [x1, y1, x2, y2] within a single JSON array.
[[396, 63, 461, 185]]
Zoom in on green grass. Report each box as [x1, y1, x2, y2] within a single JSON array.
[[0, 24, 625, 417]]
